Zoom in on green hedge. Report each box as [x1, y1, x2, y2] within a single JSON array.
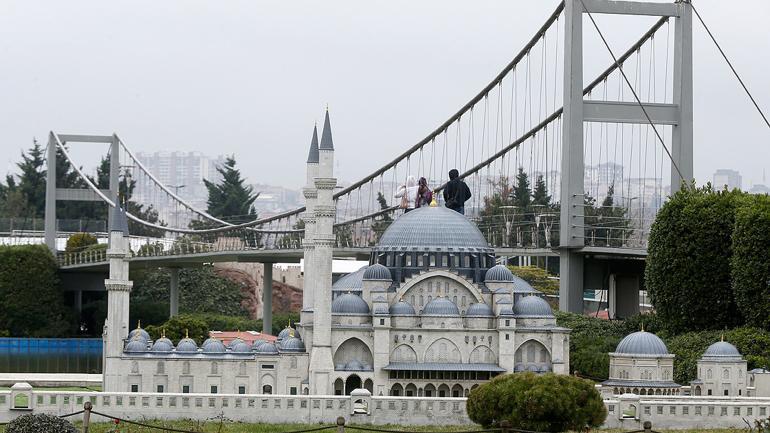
[[731, 194, 770, 329], [64, 232, 97, 252], [646, 185, 744, 333], [0, 245, 75, 337]]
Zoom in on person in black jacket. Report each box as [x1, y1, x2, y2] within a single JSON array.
[[442, 169, 471, 214]]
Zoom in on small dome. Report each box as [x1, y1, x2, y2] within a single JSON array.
[[255, 342, 279, 355], [227, 338, 245, 349], [363, 263, 392, 281], [176, 337, 199, 352], [128, 326, 150, 342], [252, 340, 268, 350], [615, 331, 668, 355], [704, 340, 741, 358], [201, 337, 217, 348], [151, 337, 174, 352], [513, 295, 553, 317], [202, 339, 226, 353], [231, 341, 252, 353], [332, 266, 368, 291], [332, 293, 370, 314], [466, 302, 495, 317], [281, 336, 305, 352], [485, 265, 514, 282], [125, 337, 148, 352], [277, 325, 296, 341], [422, 297, 460, 316], [389, 300, 416, 316]]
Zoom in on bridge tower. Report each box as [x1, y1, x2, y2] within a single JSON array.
[[308, 109, 337, 394], [44, 133, 121, 253], [102, 203, 133, 392], [559, 0, 693, 313]]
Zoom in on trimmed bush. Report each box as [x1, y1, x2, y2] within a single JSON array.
[[64, 232, 97, 252], [467, 372, 606, 432], [646, 185, 744, 333], [0, 245, 74, 336], [731, 194, 770, 329], [508, 265, 559, 295], [6, 413, 78, 433]]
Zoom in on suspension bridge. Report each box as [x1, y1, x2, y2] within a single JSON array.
[[5, 0, 765, 323]]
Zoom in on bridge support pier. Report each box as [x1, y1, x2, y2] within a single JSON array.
[[262, 263, 273, 335], [608, 274, 640, 319], [559, 251, 584, 313], [169, 268, 179, 318]]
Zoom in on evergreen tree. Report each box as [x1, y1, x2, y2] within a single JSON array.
[[15, 140, 47, 218], [583, 185, 631, 248], [512, 167, 532, 209], [203, 157, 259, 223], [532, 175, 551, 207]]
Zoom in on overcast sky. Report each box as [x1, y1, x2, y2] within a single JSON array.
[[1, 0, 768, 190]]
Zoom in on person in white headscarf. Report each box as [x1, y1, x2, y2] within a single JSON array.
[[394, 176, 418, 212]]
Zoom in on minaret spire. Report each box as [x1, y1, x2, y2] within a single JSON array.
[[319, 108, 334, 150], [307, 124, 319, 164]]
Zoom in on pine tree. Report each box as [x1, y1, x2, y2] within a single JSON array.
[[532, 175, 551, 207], [512, 167, 532, 209], [203, 157, 259, 223], [15, 140, 47, 218]]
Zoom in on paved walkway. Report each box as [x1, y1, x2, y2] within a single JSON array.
[[0, 373, 101, 388]]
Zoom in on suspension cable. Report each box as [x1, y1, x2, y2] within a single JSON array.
[[690, 2, 770, 129]]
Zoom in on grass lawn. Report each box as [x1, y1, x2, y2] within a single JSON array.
[[0, 420, 748, 433]]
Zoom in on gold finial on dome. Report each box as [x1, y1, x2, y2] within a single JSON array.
[[641, 322, 645, 332], [161, 328, 166, 338], [288, 328, 295, 338], [185, 328, 189, 339], [721, 332, 725, 342], [137, 320, 142, 329]]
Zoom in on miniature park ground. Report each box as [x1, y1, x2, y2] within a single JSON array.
[[0, 421, 749, 433]]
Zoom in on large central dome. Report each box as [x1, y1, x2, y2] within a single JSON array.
[[376, 206, 491, 251]]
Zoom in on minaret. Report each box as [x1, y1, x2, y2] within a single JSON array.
[[103, 202, 133, 392], [309, 108, 337, 394], [300, 125, 319, 342]]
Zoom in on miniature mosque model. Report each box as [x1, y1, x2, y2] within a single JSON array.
[[101, 111, 571, 396]]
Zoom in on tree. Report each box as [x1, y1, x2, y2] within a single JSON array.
[[532, 175, 551, 207], [467, 372, 606, 432], [203, 156, 259, 223], [0, 245, 75, 337], [731, 194, 770, 329], [508, 266, 559, 295], [370, 192, 393, 244], [646, 184, 744, 333], [14, 140, 46, 218], [511, 167, 531, 209], [584, 185, 632, 247]]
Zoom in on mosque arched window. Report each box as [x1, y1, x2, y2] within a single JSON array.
[[707, 369, 713, 379], [417, 255, 424, 267], [429, 254, 436, 267], [441, 255, 448, 267], [405, 255, 412, 267], [461, 296, 466, 307], [723, 369, 730, 380], [464, 255, 471, 268]]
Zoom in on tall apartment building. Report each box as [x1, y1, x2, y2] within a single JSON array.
[[713, 169, 742, 191]]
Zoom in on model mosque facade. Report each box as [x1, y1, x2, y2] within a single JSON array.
[[101, 111, 570, 397]]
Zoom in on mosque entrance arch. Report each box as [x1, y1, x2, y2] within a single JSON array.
[[345, 375, 362, 395], [514, 339, 551, 373]]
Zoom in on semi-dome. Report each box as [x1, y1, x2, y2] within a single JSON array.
[[389, 300, 416, 315], [375, 206, 491, 251], [255, 342, 279, 355], [230, 341, 252, 353], [202, 339, 226, 353], [332, 293, 370, 314], [363, 263, 392, 281], [466, 302, 495, 317], [511, 275, 542, 295], [128, 325, 150, 342], [281, 336, 305, 352], [176, 337, 199, 352], [485, 265, 514, 282], [125, 337, 148, 352], [332, 266, 368, 291], [151, 337, 174, 352], [512, 295, 553, 317], [703, 340, 741, 358], [422, 296, 461, 316], [615, 331, 668, 355]]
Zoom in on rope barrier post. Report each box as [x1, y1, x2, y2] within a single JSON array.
[[336, 416, 346, 433], [643, 421, 652, 433], [499, 420, 510, 433], [82, 401, 92, 433]]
